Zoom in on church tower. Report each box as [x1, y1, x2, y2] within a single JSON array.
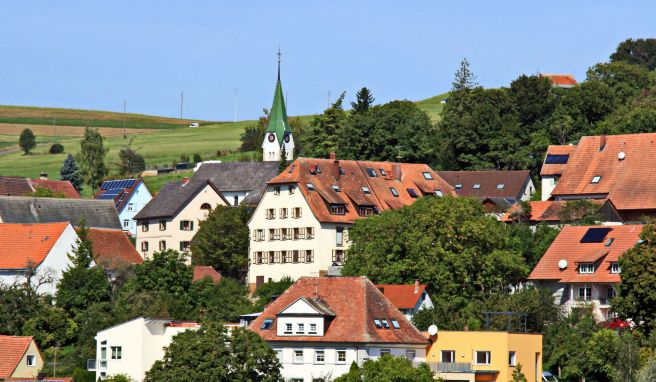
[[262, 50, 294, 162]]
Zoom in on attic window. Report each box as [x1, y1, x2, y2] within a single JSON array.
[[373, 319, 382, 329], [332, 185, 341, 192], [473, 184, 481, 189], [361, 186, 371, 194], [390, 187, 399, 197], [407, 188, 418, 198], [455, 184, 462, 190], [339, 167, 345, 175], [366, 168, 377, 177], [391, 319, 400, 329], [422, 172, 433, 180], [591, 175, 602, 184], [306, 183, 315, 191], [381, 319, 390, 329], [261, 319, 274, 330], [330, 204, 346, 215], [380, 168, 387, 176], [611, 262, 621, 274], [315, 165, 322, 174], [497, 184, 505, 190], [435, 190, 443, 197], [579, 263, 595, 274]]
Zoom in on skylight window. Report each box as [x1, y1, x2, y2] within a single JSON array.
[[473, 184, 481, 189], [591, 175, 602, 184], [435, 190, 443, 197], [455, 184, 462, 190], [390, 187, 399, 197], [288, 165, 296, 173], [315, 165, 322, 174], [391, 319, 400, 329], [407, 188, 418, 198], [380, 168, 387, 176], [366, 168, 377, 177], [261, 319, 274, 330], [373, 319, 382, 329], [422, 172, 433, 180], [605, 238, 614, 247], [381, 319, 390, 329], [544, 154, 569, 164], [306, 183, 315, 191], [332, 185, 341, 192], [497, 184, 505, 189], [362, 186, 371, 194], [339, 167, 345, 175]]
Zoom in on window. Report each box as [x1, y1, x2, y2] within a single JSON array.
[[293, 207, 302, 218], [233, 195, 238, 206], [293, 250, 300, 263], [381, 319, 390, 329], [359, 206, 374, 216], [362, 186, 371, 194], [578, 286, 592, 301], [607, 286, 617, 300], [332, 184, 341, 192], [268, 251, 275, 263], [127, 203, 134, 211], [141, 241, 149, 252], [333, 250, 345, 263], [422, 172, 433, 180], [405, 350, 416, 361], [455, 184, 462, 190], [26, 355, 36, 366], [611, 262, 621, 274], [282, 228, 292, 240], [315, 350, 325, 364], [288, 185, 295, 194], [158, 240, 166, 251], [255, 229, 265, 241], [306, 183, 315, 191], [310, 323, 317, 333], [435, 190, 443, 197], [142, 222, 149, 232], [297, 323, 305, 334], [366, 168, 377, 177], [391, 319, 400, 329], [336, 350, 347, 364], [253, 252, 263, 265], [266, 208, 276, 219], [123, 219, 130, 228], [179, 220, 194, 231], [591, 175, 602, 184], [306, 227, 315, 239], [473, 184, 481, 189], [279, 208, 288, 219], [390, 187, 399, 197], [274, 186, 281, 195], [475, 351, 491, 365], [261, 319, 274, 330], [159, 220, 166, 231], [441, 350, 455, 363], [407, 188, 418, 198], [314, 165, 322, 174], [605, 238, 614, 247], [579, 263, 595, 274], [305, 250, 314, 263], [281, 251, 288, 263], [294, 350, 304, 364], [111, 346, 122, 360], [179, 241, 191, 252], [330, 204, 346, 215], [200, 203, 212, 211], [336, 227, 344, 247], [497, 184, 505, 189], [101, 346, 107, 360], [509, 351, 516, 366], [380, 349, 391, 356], [373, 319, 382, 329], [285, 323, 293, 334]]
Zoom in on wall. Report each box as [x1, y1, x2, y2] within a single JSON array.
[[541, 176, 557, 201], [119, 182, 153, 236], [11, 340, 44, 378], [521, 178, 536, 201], [222, 191, 249, 207], [96, 317, 145, 381]]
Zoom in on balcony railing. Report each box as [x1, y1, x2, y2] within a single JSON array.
[[425, 362, 473, 373]]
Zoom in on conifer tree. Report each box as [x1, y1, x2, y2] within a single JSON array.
[[452, 58, 478, 91], [351, 87, 375, 113], [278, 145, 289, 173], [60, 154, 83, 193]]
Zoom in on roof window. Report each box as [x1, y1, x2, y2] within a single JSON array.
[[261, 319, 274, 330], [306, 183, 315, 191], [373, 319, 382, 329], [390, 187, 399, 197], [391, 319, 400, 329], [380, 168, 387, 176], [361, 186, 371, 194], [580, 227, 612, 243], [455, 184, 462, 190], [288, 165, 296, 173], [497, 184, 505, 189], [407, 188, 418, 198], [366, 168, 377, 177], [332, 185, 341, 192], [435, 190, 443, 197], [591, 175, 602, 184], [339, 167, 345, 175], [544, 154, 569, 164], [422, 172, 433, 180], [605, 238, 614, 247], [315, 165, 322, 174], [473, 184, 481, 189], [381, 319, 390, 329]]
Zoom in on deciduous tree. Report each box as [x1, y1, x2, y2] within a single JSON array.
[[19, 128, 36, 155], [77, 127, 108, 191], [333, 355, 433, 382]]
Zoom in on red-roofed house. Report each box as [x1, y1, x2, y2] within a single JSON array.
[[85, 228, 143, 268], [247, 154, 454, 290], [539, 73, 577, 88], [0, 222, 77, 295], [0, 176, 80, 198], [250, 277, 428, 381], [528, 225, 642, 321], [192, 265, 222, 283], [0, 335, 44, 379], [376, 282, 433, 320]]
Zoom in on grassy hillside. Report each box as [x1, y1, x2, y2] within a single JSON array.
[[415, 92, 449, 122]]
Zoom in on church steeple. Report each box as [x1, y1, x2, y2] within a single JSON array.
[[262, 48, 294, 162]]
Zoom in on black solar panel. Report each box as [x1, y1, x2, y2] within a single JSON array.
[[580, 227, 612, 243], [545, 154, 569, 164]]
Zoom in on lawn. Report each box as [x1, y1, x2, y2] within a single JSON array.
[[415, 92, 449, 122]]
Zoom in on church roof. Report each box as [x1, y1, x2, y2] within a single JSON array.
[[265, 59, 292, 144]]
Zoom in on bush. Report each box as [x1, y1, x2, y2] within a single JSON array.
[[49, 143, 64, 154], [193, 153, 202, 163]]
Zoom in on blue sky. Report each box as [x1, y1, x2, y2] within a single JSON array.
[[0, 1, 654, 121]]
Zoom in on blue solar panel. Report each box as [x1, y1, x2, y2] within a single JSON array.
[[580, 227, 612, 243], [101, 179, 137, 190], [545, 154, 569, 164]]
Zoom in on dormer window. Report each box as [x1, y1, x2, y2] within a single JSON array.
[[366, 168, 377, 177], [473, 184, 481, 189], [591, 175, 602, 184], [611, 262, 621, 274], [391, 319, 400, 329], [380, 168, 387, 176], [306, 183, 315, 191], [359, 206, 374, 216], [497, 184, 505, 189], [362, 186, 371, 194], [332, 185, 341, 192], [579, 263, 595, 274], [390, 187, 399, 197], [330, 204, 346, 215], [261, 319, 274, 330], [422, 172, 433, 180], [455, 184, 462, 190]]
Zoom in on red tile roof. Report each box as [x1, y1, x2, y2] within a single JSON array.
[[376, 284, 427, 310], [548, 134, 656, 211], [501, 200, 605, 223], [32, 179, 80, 198], [0, 335, 34, 378], [84, 228, 143, 266], [529, 225, 642, 283], [540, 145, 576, 176], [268, 157, 454, 224], [0, 222, 70, 269], [539, 73, 577, 87], [250, 277, 428, 344], [437, 170, 532, 199], [193, 266, 222, 283], [5, 378, 74, 382], [0, 177, 79, 198]]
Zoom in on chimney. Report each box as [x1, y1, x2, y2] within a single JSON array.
[[393, 163, 402, 181], [329, 152, 336, 160], [599, 135, 607, 151], [181, 177, 190, 185], [414, 280, 419, 294], [331, 152, 340, 180], [39, 172, 48, 180]]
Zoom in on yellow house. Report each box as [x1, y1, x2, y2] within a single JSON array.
[[426, 331, 543, 382], [0, 335, 44, 379]]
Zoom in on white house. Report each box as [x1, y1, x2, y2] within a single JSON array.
[[250, 277, 429, 382], [0, 222, 77, 295], [95, 178, 152, 236], [89, 317, 200, 381], [376, 282, 434, 321]]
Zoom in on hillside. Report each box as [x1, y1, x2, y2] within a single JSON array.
[[415, 92, 449, 122]]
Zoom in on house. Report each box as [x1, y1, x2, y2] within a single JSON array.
[[134, 178, 226, 260], [376, 281, 434, 320], [437, 170, 535, 211], [247, 154, 455, 290], [0, 335, 45, 380], [88, 317, 199, 382], [501, 200, 605, 226], [541, 133, 656, 222], [0, 196, 121, 229], [0, 176, 80, 198], [528, 225, 642, 321], [539, 73, 577, 88], [425, 330, 543, 382], [262, 53, 294, 162], [192, 265, 222, 283], [0, 222, 77, 295], [193, 162, 280, 206], [86, 228, 143, 268], [95, 178, 152, 236], [249, 277, 429, 382]]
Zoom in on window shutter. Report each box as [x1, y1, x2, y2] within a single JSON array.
[[275, 251, 280, 263], [300, 227, 305, 239], [179, 221, 184, 230], [190, 221, 194, 231]]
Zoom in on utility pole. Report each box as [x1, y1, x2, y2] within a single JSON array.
[[233, 88, 238, 122], [180, 91, 184, 129], [52, 113, 56, 136], [123, 100, 127, 138]]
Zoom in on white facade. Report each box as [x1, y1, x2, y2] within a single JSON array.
[[262, 132, 294, 162], [403, 292, 434, 321], [541, 175, 558, 201], [520, 178, 536, 201], [91, 317, 199, 381], [119, 182, 152, 236], [222, 190, 249, 207], [536, 280, 617, 322]]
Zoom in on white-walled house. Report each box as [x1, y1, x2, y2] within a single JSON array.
[[250, 277, 429, 382], [376, 282, 434, 321], [0, 222, 77, 295], [89, 317, 199, 381], [95, 178, 152, 236]]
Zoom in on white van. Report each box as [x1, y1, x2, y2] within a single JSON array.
[[189, 122, 199, 128]]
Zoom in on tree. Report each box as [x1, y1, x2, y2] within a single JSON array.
[[558, 200, 603, 225], [638, 355, 656, 382], [191, 205, 251, 281], [278, 144, 289, 173], [586, 61, 653, 105], [190, 278, 253, 322], [611, 38, 656, 70], [193, 153, 202, 163], [77, 127, 108, 191], [509, 75, 557, 128], [18, 128, 36, 155], [0, 283, 43, 336], [252, 276, 294, 311], [145, 323, 282, 382], [240, 109, 268, 152], [22, 306, 77, 348], [452, 58, 478, 91], [31, 187, 66, 198], [301, 92, 347, 158], [49, 143, 64, 154], [511, 364, 528, 382], [333, 355, 433, 382], [60, 154, 83, 193], [118, 146, 146, 175], [351, 87, 375, 113]]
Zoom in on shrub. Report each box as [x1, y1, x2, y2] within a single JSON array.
[[49, 143, 64, 154]]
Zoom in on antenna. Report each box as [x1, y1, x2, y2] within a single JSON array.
[[123, 100, 127, 138], [277, 45, 282, 81]]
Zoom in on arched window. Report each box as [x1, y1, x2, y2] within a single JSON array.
[[200, 203, 212, 210]]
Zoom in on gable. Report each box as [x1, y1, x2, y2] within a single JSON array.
[[279, 298, 323, 315]]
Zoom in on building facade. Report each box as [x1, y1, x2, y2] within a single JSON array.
[[376, 282, 434, 321], [0, 335, 45, 380], [95, 178, 152, 236]]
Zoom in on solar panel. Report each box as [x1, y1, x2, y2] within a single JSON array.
[[545, 154, 569, 164], [407, 188, 418, 198], [580, 227, 612, 243], [101, 179, 137, 190]]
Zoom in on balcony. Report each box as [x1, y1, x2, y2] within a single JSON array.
[[425, 362, 473, 373]]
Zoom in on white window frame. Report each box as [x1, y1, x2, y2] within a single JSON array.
[[422, 172, 433, 180], [380, 349, 391, 356], [579, 263, 595, 274], [123, 219, 130, 228], [611, 262, 621, 274], [309, 323, 317, 333], [475, 350, 491, 365], [405, 349, 416, 361], [336, 349, 347, 364], [441, 350, 455, 363], [26, 354, 36, 366], [293, 350, 304, 364], [111, 346, 122, 360], [314, 349, 325, 364], [509, 351, 516, 366], [578, 286, 592, 301], [591, 175, 602, 184], [297, 323, 305, 334], [127, 203, 134, 211]]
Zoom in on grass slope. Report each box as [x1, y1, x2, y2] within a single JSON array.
[[415, 92, 449, 122]]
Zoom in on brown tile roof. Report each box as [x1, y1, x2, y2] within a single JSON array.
[[32, 179, 80, 198], [192, 266, 222, 283], [250, 277, 428, 344], [0, 177, 33, 196], [539, 73, 577, 87], [0, 177, 79, 198], [540, 145, 576, 176], [529, 225, 642, 283], [5, 379, 74, 382], [94, 178, 145, 213], [0, 222, 70, 269], [501, 200, 605, 223], [376, 284, 427, 310], [437, 170, 531, 200], [0, 335, 34, 378], [267, 157, 454, 224], [548, 134, 656, 211], [84, 228, 143, 266]]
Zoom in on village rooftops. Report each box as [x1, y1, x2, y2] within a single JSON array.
[[84, 227, 143, 266], [0, 176, 79, 198], [94, 178, 145, 213], [0, 222, 70, 269], [193, 161, 280, 204], [0, 196, 120, 229], [134, 178, 226, 220], [376, 283, 427, 310], [437, 170, 532, 200]]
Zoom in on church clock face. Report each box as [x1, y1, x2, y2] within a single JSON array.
[[267, 133, 276, 142], [284, 133, 291, 143]]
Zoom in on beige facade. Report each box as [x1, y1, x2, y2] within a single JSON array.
[[248, 185, 350, 290], [135, 183, 225, 260], [10, 340, 44, 378]]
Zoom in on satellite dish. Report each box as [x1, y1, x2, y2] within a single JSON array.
[[618, 151, 626, 160], [558, 259, 568, 269], [427, 325, 438, 336]]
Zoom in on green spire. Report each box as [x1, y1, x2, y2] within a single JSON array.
[[266, 49, 292, 144]]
